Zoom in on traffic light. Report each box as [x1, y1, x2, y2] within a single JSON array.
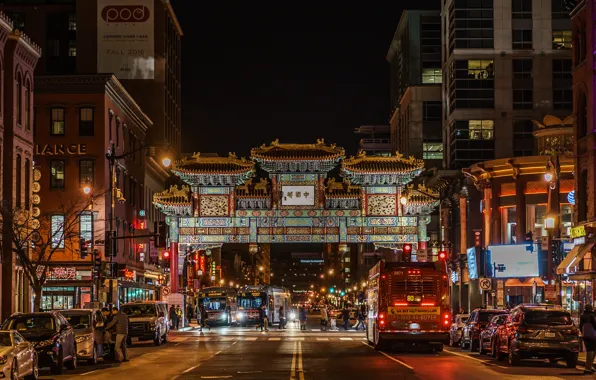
[[162, 249, 171, 269], [80, 239, 89, 259], [106, 231, 117, 257], [154, 221, 167, 248], [402, 244, 412, 262], [438, 250, 447, 260], [94, 249, 101, 268]]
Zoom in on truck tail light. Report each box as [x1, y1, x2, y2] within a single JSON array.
[[443, 313, 450, 326]]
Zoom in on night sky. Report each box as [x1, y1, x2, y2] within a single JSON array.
[[170, 2, 436, 157]]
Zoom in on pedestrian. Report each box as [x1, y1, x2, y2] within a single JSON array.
[[354, 308, 365, 331], [101, 307, 114, 359], [200, 305, 211, 331], [342, 306, 351, 330], [104, 307, 129, 363], [581, 304, 596, 375], [278, 306, 286, 330], [320, 305, 328, 331], [257, 305, 268, 331], [299, 305, 307, 331], [176, 305, 183, 329], [169, 305, 178, 331], [186, 303, 194, 326]]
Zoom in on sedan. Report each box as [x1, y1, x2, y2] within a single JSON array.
[[448, 314, 469, 347], [0, 330, 38, 380], [479, 314, 508, 356], [61, 309, 105, 364]]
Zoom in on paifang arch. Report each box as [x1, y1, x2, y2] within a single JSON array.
[[153, 140, 439, 292]]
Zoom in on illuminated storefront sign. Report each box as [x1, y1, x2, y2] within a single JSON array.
[[570, 226, 586, 239], [37, 266, 77, 280], [35, 144, 88, 156]]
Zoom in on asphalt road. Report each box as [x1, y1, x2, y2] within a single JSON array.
[[38, 317, 590, 380]]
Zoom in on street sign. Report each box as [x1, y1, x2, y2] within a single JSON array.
[[479, 278, 492, 291], [416, 250, 427, 262], [162, 286, 171, 296], [545, 285, 557, 301]]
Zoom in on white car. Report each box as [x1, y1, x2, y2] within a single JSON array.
[[449, 314, 469, 347], [0, 330, 38, 380]]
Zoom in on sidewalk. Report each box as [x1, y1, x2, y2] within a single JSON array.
[[579, 351, 586, 366]]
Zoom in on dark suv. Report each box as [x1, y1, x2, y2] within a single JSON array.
[[461, 308, 509, 351], [495, 304, 579, 367], [2, 312, 77, 374]]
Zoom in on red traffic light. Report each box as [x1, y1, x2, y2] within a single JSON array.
[[163, 250, 170, 259], [403, 244, 412, 254], [438, 251, 447, 260]]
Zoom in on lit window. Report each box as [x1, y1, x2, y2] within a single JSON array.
[[79, 160, 94, 187], [423, 142, 444, 160], [68, 40, 76, 57], [467, 60, 494, 79], [68, 13, 76, 31], [552, 30, 572, 49], [79, 212, 93, 242], [422, 68, 442, 84], [51, 215, 65, 249], [50, 160, 65, 189], [51, 108, 65, 135], [469, 120, 494, 140]]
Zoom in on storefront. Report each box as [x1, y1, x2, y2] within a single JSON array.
[[116, 267, 162, 305], [41, 266, 94, 311]]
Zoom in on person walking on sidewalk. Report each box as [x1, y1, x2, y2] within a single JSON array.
[[354, 308, 365, 331], [199, 305, 211, 331], [169, 305, 178, 331], [105, 307, 129, 363], [278, 306, 286, 330], [186, 303, 194, 326], [298, 305, 307, 331], [257, 305, 268, 331], [342, 306, 351, 330], [581, 304, 596, 375], [175, 305, 183, 329], [320, 306, 328, 331]]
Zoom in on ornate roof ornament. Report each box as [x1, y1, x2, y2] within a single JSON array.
[[325, 177, 361, 198], [153, 185, 192, 216], [251, 139, 345, 173], [532, 115, 574, 157], [171, 152, 255, 187], [341, 151, 425, 186]]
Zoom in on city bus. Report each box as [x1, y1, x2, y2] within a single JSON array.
[[236, 285, 291, 326], [366, 260, 450, 351], [197, 287, 238, 325]]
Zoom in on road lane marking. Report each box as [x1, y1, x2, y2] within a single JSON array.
[[290, 341, 297, 380], [340, 338, 353, 341], [244, 337, 258, 341], [316, 338, 329, 341], [269, 337, 281, 341], [444, 349, 508, 369], [360, 342, 414, 370], [298, 341, 305, 380], [80, 370, 100, 376], [201, 377, 233, 379], [182, 350, 223, 373]]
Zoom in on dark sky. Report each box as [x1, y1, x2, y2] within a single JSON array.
[[169, 2, 436, 157]]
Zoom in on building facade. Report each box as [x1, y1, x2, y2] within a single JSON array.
[[0, 14, 41, 319], [354, 125, 391, 156], [34, 74, 165, 309], [388, 10, 443, 167], [442, 0, 573, 170]]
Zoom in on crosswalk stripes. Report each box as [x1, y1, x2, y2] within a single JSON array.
[[268, 338, 281, 341], [168, 335, 364, 343], [339, 338, 353, 341], [244, 337, 258, 341], [316, 338, 329, 341]]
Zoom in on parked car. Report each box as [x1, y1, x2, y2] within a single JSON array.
[[121, 301, 169, 346], [479, 314, 508, 356], [0, 330, 38, 380], [449, 314, 469, 347], [61, 309, 105, 364], [461, 308, 509, 351], [2, 312, 77, 375], [495, 304, 579, 367]]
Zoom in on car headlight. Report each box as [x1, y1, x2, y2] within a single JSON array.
[[289, 313, 296, 320], [75, 334, 93, 344], [0, 355, 7, 365], [237, 312, 245, 320], [220, 313, 228, 320], [37, 339, 55, 348]]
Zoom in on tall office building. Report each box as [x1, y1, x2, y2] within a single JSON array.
[[388, 10, 443, 168], [441, 0, 573, 169]]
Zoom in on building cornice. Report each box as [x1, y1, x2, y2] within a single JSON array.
[[463, 155, 574, 183]]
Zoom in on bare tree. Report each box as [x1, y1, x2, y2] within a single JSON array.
[[1, 192, 105, 311]]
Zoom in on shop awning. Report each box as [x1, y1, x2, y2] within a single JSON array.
[[557, 245, 582, 275], [566, 241, 595, 274], [505, 278, 545, 287]]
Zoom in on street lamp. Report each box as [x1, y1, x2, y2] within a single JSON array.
[[219, 279, 225, 285], [545, 215, 556, 229], [259, 266, 264, 272], [82, 185, 92, 195], [162, 157, 172, 168], [400, 194, 408, 205]]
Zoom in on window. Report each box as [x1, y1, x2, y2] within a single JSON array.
[[469, 120, 494, 140], [512, 0, 531, 18], [552, 0, 569, 19], [15, 155, 21, 208], [552, 59, 572, 79], [512, 29, 532, 49], [79, 108, 94, 136], [449, 0, 494, 50], [552, 30, 572, 49], [423, 142, 443, 160], [24, 159, 30, 209], [578, 90, 588, 138], [79, 160, 94, 187], [513, 120, 535, 156], [50, 160, 65, 189], [48, 39, 60, 57], [79, 212, 93, 242], [51, 215, 65, 249], [513, 89, 533, 109], [24, 82, 30, 130], [51, 108, 65, 135], [422, 67, 442, 84], [423, 101, 442, 121], [554, 89, 572, 109], [449, 60, 495, 110], [68, 40, 76, 57], [16, 75, 21, 125], [68, 13, 76, 31], [512, 59, 532, 78]]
